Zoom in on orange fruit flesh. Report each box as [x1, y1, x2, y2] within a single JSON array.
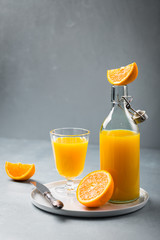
[[5, 162, 35, 181], [77, 170, 114, 207], [107, 62, 138, 85], [78, 172, 109, 200]]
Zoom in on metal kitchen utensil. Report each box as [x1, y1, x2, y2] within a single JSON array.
[[28, 179, 64, 209]]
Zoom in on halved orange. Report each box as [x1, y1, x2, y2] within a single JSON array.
[[5, 162, 35, 181], [76, 170, 114, 207], [107, 62, 138, 85]]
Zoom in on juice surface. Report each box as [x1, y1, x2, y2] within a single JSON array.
[[52, 137, 88, 179], [100, 129, 140, 202]]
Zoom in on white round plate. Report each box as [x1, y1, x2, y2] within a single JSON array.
[[30, 180, 149, 218]]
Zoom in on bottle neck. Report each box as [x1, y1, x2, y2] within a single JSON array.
[[111, 85, 128, 107]]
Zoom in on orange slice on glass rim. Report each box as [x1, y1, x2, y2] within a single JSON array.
[[107, 62, 138, 85]]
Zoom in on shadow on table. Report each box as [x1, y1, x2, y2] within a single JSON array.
[[14, 180, 159, 223], [32, 198, 156, 223]]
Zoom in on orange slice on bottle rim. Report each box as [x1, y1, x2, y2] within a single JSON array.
[[5, 162, 35, 181], [107, 62, 138, 85], [76, 170, 114, 207]]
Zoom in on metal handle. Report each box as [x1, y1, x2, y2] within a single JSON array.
[[121, 96, 148, 124], [44, 192, 64, 209]]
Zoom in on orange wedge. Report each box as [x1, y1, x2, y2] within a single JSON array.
[[76, 170, 114, 207], [107, 62, 138, 85], [5, 162, 35, 181]]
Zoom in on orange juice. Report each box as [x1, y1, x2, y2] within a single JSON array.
[[52, 137, 88, 179], [100, 129, 140, 202]]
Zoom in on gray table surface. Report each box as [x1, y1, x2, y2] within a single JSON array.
[[0, 138, 160, 240]]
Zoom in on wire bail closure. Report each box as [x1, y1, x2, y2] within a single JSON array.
[[121, 96, 148, 124]]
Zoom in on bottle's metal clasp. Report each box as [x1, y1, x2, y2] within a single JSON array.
[[121, 96, 148, 124]]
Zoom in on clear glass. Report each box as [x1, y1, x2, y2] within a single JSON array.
[[100, 85, 140, 203], [50, 128, 90, 196]]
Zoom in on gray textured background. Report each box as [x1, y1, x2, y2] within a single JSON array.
[[0, 0, 159, 148]]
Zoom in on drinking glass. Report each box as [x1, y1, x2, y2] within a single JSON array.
[[50, 128, 90, 195]]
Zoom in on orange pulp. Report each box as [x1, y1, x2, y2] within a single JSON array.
[[76, 170, 114, 207], [52, 137, 88, 179], [5, 162, 35, 181], [100, 129, 140, 202]]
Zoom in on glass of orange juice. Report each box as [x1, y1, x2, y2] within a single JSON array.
[[50, 128, 90, 195]]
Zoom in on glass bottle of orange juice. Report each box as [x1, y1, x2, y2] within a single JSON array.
[[100, 85, 140, 203]]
